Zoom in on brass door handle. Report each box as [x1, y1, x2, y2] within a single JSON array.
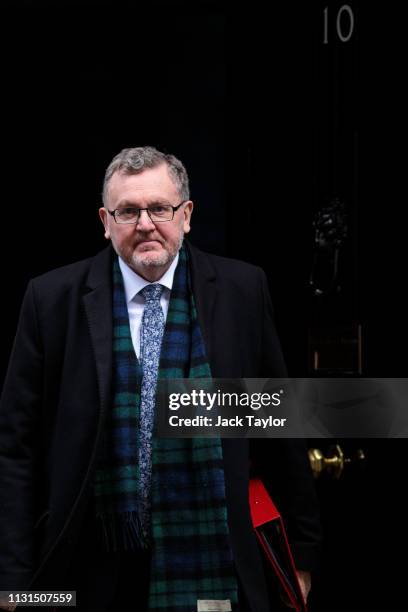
[[308, 444, 365, 479]]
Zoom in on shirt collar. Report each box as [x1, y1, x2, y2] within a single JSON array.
[[118, 251, 179, 304]]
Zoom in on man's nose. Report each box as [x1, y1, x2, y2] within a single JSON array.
[[136, 209, 156, 231]]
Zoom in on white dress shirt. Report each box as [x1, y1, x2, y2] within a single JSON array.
[[118, 253, 179, 358]]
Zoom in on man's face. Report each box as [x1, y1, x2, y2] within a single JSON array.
[[99, 164, 193, 281]]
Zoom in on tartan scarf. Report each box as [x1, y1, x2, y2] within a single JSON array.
[[94, 245, 239, 611]]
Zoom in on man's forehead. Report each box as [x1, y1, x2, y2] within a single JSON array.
[[107, 165, 178, 203]]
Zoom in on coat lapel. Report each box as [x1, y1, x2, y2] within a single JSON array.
[[185, 240, 217, 367], [82, 245, 113, 416]]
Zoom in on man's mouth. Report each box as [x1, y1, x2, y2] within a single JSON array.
[[137, 240, 162, 249]]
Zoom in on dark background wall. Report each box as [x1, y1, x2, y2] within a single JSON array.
[[0, 1, 405, 610]]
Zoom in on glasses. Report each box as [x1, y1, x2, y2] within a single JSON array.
[[107, 200, 187, 224]]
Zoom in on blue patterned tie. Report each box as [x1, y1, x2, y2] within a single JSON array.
[[139, 283, 165, 541]]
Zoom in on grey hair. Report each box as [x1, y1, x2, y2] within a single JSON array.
[[102, 146, 190, 206]]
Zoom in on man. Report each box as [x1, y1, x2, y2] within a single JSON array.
[[0, 147, 320, 611]]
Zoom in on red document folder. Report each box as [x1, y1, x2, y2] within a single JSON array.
[[249, 478, 307, 612]]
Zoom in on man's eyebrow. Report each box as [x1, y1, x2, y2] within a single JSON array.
[[116, 199, 170, 208]]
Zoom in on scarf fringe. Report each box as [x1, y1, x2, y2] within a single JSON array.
[[95, 511, 148, 551]]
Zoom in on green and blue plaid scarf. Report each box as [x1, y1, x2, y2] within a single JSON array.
[[94, 245, 239, 610]]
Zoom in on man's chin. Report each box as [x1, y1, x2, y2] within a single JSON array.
[[131, 251, 170, 269]]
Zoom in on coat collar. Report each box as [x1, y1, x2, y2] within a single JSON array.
[[184, 239, 217, 366], [82, 245, 114, 415], [85, 244, 113, 290]]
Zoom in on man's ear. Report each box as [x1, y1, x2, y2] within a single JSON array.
[[183, 200, 194, 234], [99, 207, 111, 240]]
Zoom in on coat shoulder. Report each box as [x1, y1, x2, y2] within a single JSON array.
[[30, 247, 111, 295], [187, 242, 265, 286], [208, 252, 263, 277]]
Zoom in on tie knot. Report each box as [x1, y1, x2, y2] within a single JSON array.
[[141, 283, 164, 303]]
